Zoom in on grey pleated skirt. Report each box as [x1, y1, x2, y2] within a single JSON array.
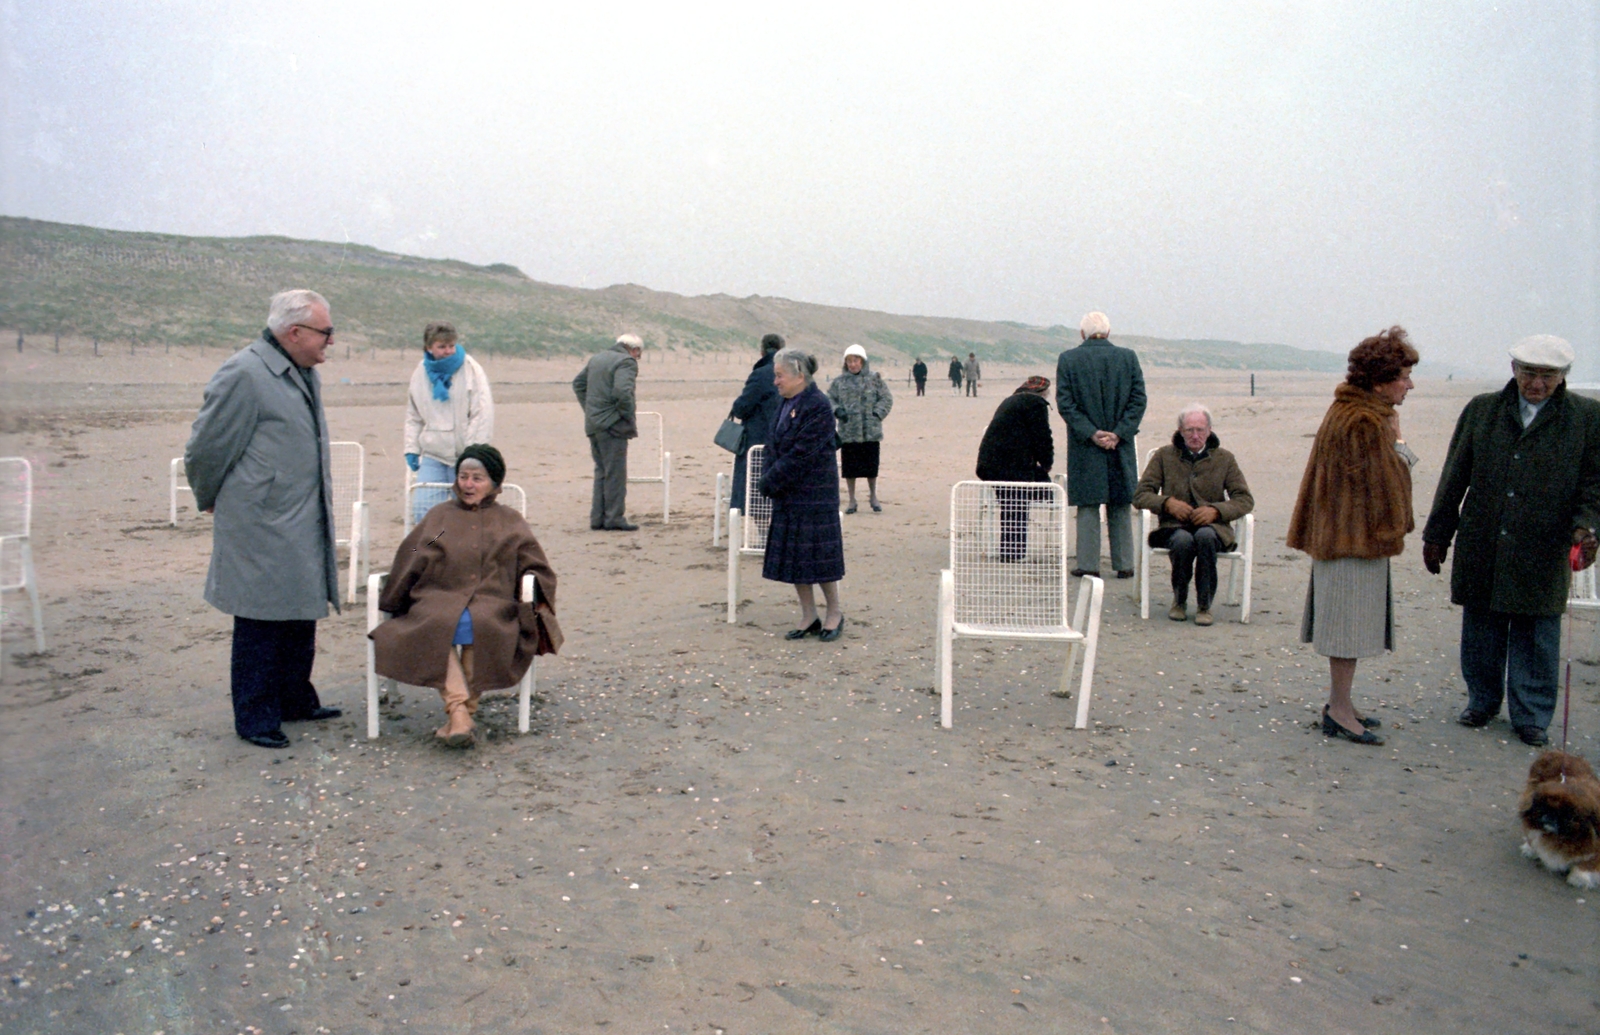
[[1299, 557, 1393, 658]]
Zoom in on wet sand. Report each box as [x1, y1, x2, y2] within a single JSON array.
[[1, 345, 1595, 1034]]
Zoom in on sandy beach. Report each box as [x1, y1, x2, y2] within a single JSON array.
[[0, 343, 1595, 1034]]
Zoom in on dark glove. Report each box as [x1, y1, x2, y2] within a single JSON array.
[[405, 453, 420, 472], [836, 412, 849, 423], [1422, 541, 1447, 575]]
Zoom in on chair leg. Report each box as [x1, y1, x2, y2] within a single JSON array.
[[1073, 576, 1105, 729], [366, 640, 380, 739], [726, 509, 741, 624], [1139, 540, 1151, 619], [519, 657, 537, 733], [938, 570, 955, 729], [663, 453, 671, 524]]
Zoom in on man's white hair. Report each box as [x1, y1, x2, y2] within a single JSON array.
[[1080, 311, 1111, 338], [266, 289, 329, 333], [1176, 402, 1212, 428], [616, 333, 644, 349]]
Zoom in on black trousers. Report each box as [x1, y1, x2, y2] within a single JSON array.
[[914, 379, 926, 396], [231, 617, 323, 738], [997, 485, 1052, 561], [1166, 526, 1221, 609]]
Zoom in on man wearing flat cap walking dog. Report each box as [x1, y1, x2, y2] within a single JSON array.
[[1422, 335, 1600, 747]]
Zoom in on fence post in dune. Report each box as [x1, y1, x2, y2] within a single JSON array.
[[936, 480, 1105, 730]]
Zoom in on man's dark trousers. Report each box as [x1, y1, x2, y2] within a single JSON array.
[[588, 432, 630, 528], [1460, 607, 1561, 731], [1166, 526, 1221, 609], [231, 617, 323, 738]]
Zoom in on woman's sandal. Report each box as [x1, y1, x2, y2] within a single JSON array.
[[1322, 705, 1385, 745]]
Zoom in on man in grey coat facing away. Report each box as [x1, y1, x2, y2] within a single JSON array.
[[1056, 310, 1147, 578], [185, 289, 342, 748], [573, 333, 643, 531]]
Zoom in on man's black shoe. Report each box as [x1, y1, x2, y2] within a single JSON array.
[[242, 730, 290, 749], [1515, 726, 1549, 747], [285, 707, 342, 722], [607, 522, 640, 531], [1456, 708, 1491, 728]]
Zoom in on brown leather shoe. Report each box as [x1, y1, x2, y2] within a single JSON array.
[[1194, 609, 1214, 626]]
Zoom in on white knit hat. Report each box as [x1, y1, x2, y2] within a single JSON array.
[[1509, 334, 1574, 370]]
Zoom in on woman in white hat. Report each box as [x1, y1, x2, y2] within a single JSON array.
[[826, 344, 894, 513]]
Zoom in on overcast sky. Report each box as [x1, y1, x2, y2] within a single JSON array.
[[3, 1, 1594, 372]]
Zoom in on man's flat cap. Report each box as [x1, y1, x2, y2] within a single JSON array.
[[1509, 334, 1574, 369]]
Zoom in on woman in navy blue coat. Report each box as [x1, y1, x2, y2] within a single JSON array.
[[728, 333, 784, 512], [760, 348, 847, 641]]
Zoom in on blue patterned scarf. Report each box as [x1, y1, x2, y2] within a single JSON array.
[[423, 346, 466, 402]]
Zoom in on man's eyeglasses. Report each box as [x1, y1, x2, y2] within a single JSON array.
[[295, 323, 335, 341]]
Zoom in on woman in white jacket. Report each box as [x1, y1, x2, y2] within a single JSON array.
[[405, 322, 495, 524]]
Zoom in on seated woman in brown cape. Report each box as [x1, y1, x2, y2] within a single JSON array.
[[371, 444, 561, 747]]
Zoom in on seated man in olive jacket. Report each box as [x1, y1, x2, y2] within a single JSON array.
[[1133, 403, 1254, 625]]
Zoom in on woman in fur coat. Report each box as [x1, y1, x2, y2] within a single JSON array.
[[1286, 327, 1419, 746]]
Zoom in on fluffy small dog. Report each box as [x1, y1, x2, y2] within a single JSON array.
[[1518, 749, 1600, 889]]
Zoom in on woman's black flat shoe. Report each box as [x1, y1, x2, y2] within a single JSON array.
[[785, 619, 822, 640], [1322, 705, 1384, 745], [1357, 714, 1381, 729], [819, 616, 845, 642]]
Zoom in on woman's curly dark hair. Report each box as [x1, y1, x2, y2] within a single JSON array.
[[1346, 326, 1419, 390]]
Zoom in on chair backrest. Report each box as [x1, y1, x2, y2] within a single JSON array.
[[741, 445, 772, 552], [328, 442, 363, 544], [1572, 565, 1599, 606], [0, 457, 32, 591], [948, 479, 1069, 628], [631, 411, 665, 481], [501, 484, 527, 517]]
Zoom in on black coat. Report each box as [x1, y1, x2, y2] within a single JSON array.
[[976, 392, 1054, 482], [1422, 381, 1600, 614], [728, 353, 780, 512], [949, 358, 964, 383], [912, 361, 928, 383], [1055, 338, 1147, 506]]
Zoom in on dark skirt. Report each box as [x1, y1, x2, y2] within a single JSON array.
[[839, 440, 881, 479], [763, 503, 846, 585]]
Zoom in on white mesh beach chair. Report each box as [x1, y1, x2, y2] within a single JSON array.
[[1137, 449, 1254, 623], [628, 410, 673, 523], [726, 446, 773, 623], [936, 480, 1104, 729], [329, 442, 371, 604], [365, 572, 539, 739], [405, 472, 527, 533], [0, 457, 45, 666], [169, 458, 194, 524]]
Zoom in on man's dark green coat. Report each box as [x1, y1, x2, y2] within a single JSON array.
[[1422, 381, 1600, 615]]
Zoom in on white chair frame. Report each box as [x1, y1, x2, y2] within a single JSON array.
[[405, 475, 526, 534], [0, 457, 46, 668], [169, 458, 193, 525], [935, 480, 1105, 730], [627, 410, 673, 523], [726, 446, 772, 623], [366, 571, 538, 740], [1135, 448, 1254, 623], [713, 468, 730, 547]]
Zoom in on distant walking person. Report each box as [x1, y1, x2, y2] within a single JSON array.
[[762, 349, 846, 641], [949, 356, 964, 394], [185, 289, 343, 748], [1287, 327, 1420, 747], [1134, 403, 1254, 625], [828, 344, 894, 514], [404, 322, 495, 524], [727, 333, 784, 513], [912, 357, 928, 396], [573, 333, 643, 531], [1422, 334, 1600, 747], [964, 352, 982, 396], [976, 376, 1055, 561], [1056, 311, 1146, 578]]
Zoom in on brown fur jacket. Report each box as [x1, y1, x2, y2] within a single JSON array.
[[1286, 384, 1413, 561]]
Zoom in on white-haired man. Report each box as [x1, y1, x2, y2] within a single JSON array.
[[1056, 311, 1147, 578], [185, 290, 342, 748], [1422, 335, 1600, 746], [1133, 404, 1254, 625], [573, 333, 643, 530]]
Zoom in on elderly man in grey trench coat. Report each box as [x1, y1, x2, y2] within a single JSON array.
[[1422, 334, 1600, 747], [1056, 310, 1147, 578], [185, 289, 342, 748], [573, 333, 643, 531]]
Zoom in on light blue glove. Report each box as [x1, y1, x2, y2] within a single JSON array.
[[405, 453, 420, 472]]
